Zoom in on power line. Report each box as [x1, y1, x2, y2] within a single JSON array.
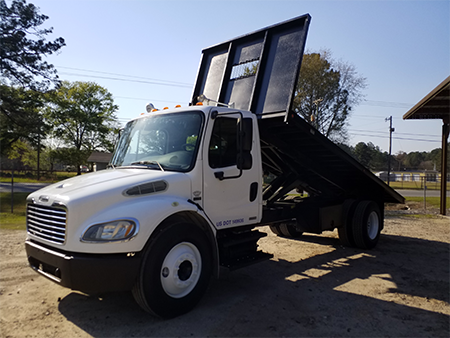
[[361, 100, 413, 108], [349, 128, 439, 138], [349, 129, 388, 135], [58, 71, 193, 88], [56, 65, 193, 86], [351, 115, 404, 120], [350, 132, 440, 143], [114, 96, 185, 104]]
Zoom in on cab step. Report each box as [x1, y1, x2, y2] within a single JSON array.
[[217, 228, 273, 270]]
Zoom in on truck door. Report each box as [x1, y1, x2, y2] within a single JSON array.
[[202, 109, 261, 229]]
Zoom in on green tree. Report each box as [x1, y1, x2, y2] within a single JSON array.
[[337, 143, 354, 156], [404, 151, 426, 169], [394, 151, 407, 171], [50, 147, 91, 171], [353, 142, 388, 171], [0, 0, 65, 90], [0, 85, 48, 155], [293, 50, 366, 142], [6, 139, 65, 174], [0, 0, 65, 157], [428, 148, 448, 170], [45, 81, 119, 175], [354, 142, 373, 169], [429, 148, 440, 166]]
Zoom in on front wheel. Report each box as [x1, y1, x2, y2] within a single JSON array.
[[132, 222, 212, 318]]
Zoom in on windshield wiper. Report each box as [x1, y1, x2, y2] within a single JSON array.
[[130, 160, 165, 171]]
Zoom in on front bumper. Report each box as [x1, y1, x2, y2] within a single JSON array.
[[25, 239, 142, 293]]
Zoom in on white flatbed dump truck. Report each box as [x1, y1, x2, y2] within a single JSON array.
[[25, 14, 404, 318]]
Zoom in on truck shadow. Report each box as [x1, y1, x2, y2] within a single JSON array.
[[58, 232, 449, 337]]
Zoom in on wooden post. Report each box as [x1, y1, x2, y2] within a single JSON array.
[[440, 118, 449, 215]]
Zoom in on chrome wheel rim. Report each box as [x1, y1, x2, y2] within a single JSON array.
[[160, 242, 201, 298], [367, 211, 379, 240]]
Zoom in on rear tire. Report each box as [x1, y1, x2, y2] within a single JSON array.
[[269, 224, 282, 236], [278, 223, 303, 238], [352, 200, 382, 249], [338, 199, 356, 247], [132, 222, 212, 318]]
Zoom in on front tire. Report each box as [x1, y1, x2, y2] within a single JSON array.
[[132, 222, 212, 318]]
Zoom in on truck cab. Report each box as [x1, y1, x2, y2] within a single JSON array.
[[25, 104, 267, 318]]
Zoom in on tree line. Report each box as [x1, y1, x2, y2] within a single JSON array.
[[341, 142, 447, 172]]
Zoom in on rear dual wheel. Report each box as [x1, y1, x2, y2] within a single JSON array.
[[337, 199, 357, 247], [132, 222, 212, 318], [270, 223, 303, 238], [352, 200, 382, 249], [338, 200, 382, 249]]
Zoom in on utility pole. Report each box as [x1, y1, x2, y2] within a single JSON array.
[[385, 116, 395, 185]]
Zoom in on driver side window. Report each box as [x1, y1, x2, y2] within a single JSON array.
[[208, 117, 238, 168]]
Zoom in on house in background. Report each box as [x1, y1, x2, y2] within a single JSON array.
[[87, 151, 112, 171]]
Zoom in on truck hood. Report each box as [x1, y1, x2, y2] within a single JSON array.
[[30, 168, 184, 199], [26, 168, 195, 253]]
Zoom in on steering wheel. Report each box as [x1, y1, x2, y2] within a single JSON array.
[[180, 143, 194, 151]]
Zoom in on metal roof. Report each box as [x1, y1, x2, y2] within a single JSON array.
[[403, 76, 450, 121], [402, 75, 449, 215]]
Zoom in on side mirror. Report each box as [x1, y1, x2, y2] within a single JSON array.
[[240, 118, 253, 152], [237, 118, 253, 170], [237, 152, 252, 170]]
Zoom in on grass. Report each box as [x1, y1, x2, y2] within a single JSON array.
[[387, 181, 449, 191], [0, 171, 77, 183], [405, 196, 446, 209], [0, 192, 28, 230], [400, 213, 440, 219]]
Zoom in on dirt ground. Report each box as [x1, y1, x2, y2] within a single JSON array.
[[1, 210, 449, 337]]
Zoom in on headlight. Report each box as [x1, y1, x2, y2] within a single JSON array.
[[81, 219, 138, 243]]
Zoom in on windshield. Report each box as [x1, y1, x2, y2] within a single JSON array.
[[110, 111, 203, 172]]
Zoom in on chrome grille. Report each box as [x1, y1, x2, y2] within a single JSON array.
[[27, 204, 66, 244]]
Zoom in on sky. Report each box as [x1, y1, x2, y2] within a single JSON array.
[[28, 0, 450, 154]]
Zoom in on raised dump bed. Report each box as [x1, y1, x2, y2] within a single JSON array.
[[191, 13, 404, 248]]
